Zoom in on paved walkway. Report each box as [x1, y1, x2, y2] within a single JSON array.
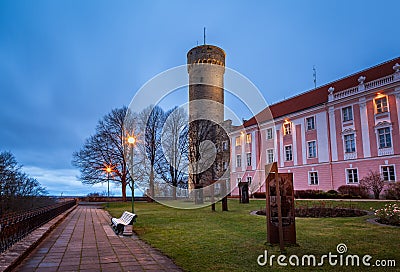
[[14, 206, 182, 272]]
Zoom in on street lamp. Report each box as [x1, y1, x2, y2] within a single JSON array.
[[127, 135, 136, 213], [105, 166, 113, 206], [106, 166, 112, 197]]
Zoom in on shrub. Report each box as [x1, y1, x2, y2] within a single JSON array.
[[360, 170, 384, 199], [373, 203, 400, 226], [295, 190, 342, 199], [294, 190, 324, 199], [327, 190, 339, 195], [337, 185, 369, 199], [385, 182, 400, 200]]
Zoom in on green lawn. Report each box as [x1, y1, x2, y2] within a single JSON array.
[[107, 200, 400, 272]]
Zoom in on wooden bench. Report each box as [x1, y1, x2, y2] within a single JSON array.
[[111, 211, 137, 235]]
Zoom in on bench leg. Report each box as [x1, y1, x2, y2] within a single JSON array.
[[116, 224, 124, 235], [122, 225, 133, 236]]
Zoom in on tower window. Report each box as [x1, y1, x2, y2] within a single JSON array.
[[222, 141, 228, 151]]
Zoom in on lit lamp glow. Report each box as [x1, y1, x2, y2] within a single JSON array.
[[128, 136, 136, 145], [128, 135, 136, 213], [104, 165, 113, 206]]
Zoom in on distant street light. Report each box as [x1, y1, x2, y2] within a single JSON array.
[[127, 135, 136, 213]]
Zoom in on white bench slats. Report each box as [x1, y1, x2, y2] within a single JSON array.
[[111, 211, 137, 235]]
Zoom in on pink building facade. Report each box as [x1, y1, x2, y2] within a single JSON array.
[[229, 58, 400, 196]]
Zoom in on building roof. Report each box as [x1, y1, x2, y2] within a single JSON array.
[[243, 56, 400, 127]]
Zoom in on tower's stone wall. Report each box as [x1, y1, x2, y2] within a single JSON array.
[[187, 45, 225, 123], [187, 45, 228, 198]]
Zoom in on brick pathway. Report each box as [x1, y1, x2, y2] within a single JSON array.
[[14, 206, 182, 272]]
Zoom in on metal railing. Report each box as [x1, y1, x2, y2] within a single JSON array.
[[0, 199, 76, 253]]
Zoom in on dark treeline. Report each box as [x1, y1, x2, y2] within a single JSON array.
[[0, 151, 49, 216]]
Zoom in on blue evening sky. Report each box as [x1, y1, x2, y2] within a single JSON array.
[[1, 0, 399, 196]]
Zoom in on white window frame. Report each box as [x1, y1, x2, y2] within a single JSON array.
[[235, 136, 241, 146], [375, 96, 389, 114], [308, 171, 319, 185], [377, 127, 392, 149], [236, 154, 241, 168], [246, 152, 252, 166], [381, 165, 396, 182], [306, 116, 315, 131], [222, 141, 228, 151], [344, 133, 356, 153], [283, 123, 292, 135], [266, 128, 273, 140], [246, 133, 252, 144], [342, 106, 353, 122], [267, 149, 274, 164], [236, 177, 242, 185], [307, 140, 317, 158], [285, 145, 293, 161], [346, 168, 359, 184], [222, 161, 227, 171], [246, 176, 252, 185]]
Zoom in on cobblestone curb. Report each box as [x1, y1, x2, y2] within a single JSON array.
[[366, 217, 400, 228]]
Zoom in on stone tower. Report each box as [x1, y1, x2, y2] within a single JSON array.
[[187, 45, 228, 207], [187, 45, 225, 123]]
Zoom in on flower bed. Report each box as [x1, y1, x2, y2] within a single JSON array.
[[256, 207, 367, 218], [294, 207, 367, 217], [373, 204, 400, 226]]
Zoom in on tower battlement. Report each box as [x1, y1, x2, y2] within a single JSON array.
[[187, 45, 226, 69]]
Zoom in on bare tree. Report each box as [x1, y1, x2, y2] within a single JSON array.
[[1, 151, 48, 215], [137, 105, 166, 199], [360, 170, 385, 199], [156, 107, 189, 199], [0, 151, 47, 198], [188, 119, 230, 208], [72, 107, 135, 201]]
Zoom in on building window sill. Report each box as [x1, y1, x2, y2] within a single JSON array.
[[378, 147, 394, 156], [342, 120, 353, 126], [344, 152, 357, 160]]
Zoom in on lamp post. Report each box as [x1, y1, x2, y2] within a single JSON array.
[[105, 166, 112, 206], [128, 135, 136, 213]]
